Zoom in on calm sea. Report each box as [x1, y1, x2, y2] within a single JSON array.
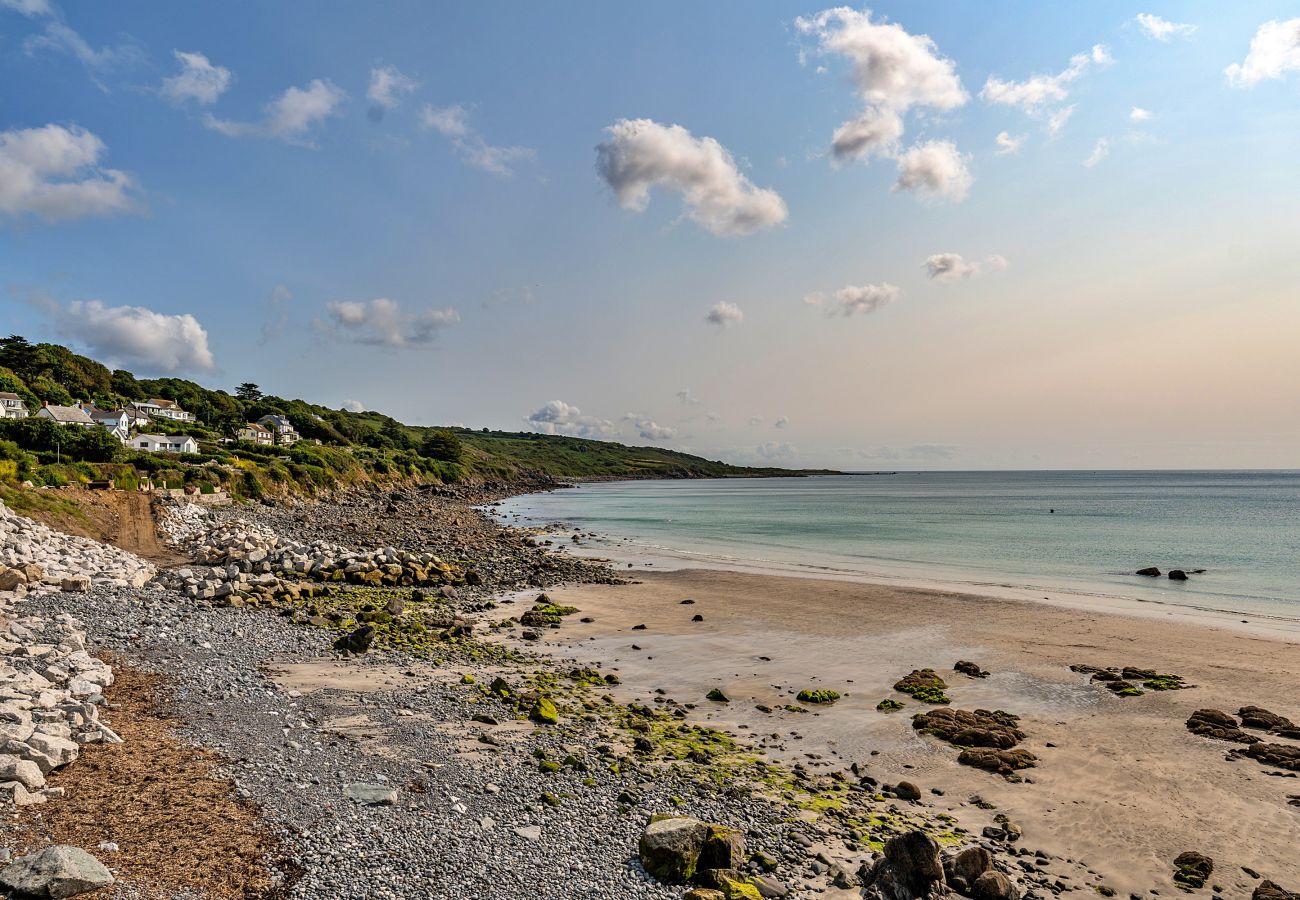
[[494, 471, 1300, 620]]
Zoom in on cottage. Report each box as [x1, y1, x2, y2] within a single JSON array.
[[123, 404, 153, 430], [257, 414, 300, 446], [237, 422, 275, 446], [35, 402, 96, 427], [135, 398, 197, 423], [0, 392, 28, 420], [130, 434, 199, 454], [83, 405, 132, 443]]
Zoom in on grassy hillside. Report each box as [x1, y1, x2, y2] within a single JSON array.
[[0, 335, 827, 499]]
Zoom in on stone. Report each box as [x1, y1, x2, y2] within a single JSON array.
[[513, 825, 542, 841], [58, 577, 90, 593], [685, 890, 727, 900], [529, 697, 558, 725], [1245, 741, 1300, 771], [1135, 566, 1161, 576], [333, 624, 376, 654], [0, 569, 26, 591], [1172, 851, 1213, 889], [945, 846, 992, 886], [639, 815, 710, 883], [1168, 569, 1189, 580], [1186, 709, 1258, 744], [343, 783, 398, 805], [971, 870, 1020, 900], [860, 831, 946, 900], [894, 781, 922, 801], [0, 755, 45, 790], [893, 669, 949, 704], [1239, 706, 1298, 734], [954, 660, 989, 678], [0, 845, 114, 898], [957, 747, 1038, 776], [1254, 881, 1300, 900], [913, 708, 1026, 750]]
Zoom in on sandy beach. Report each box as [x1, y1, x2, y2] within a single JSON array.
[[509, 567, 1300, 897]]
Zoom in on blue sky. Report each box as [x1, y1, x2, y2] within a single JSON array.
[[3, 2, 1298, 468]]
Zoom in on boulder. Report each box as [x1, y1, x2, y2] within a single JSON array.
[[333, 624, 376, 654], [945, 846, 992, 889], [0, 845, 114, 898], [894, 669, 949, 704], [529, 697, 558, 725], [957, 747, 1037, 776], [1135, 567, 1161, 577], [1254, 881, 1300, 900], [1186, 709, 1258, 744], [860, 831, 946, 900], [1172, 851, 1213, 889], [1238, 706, 1298, 734], [0, 568, 26, 591], [343, 783, 398, 806], [1168, 569, 1189, 581], [971, 871, 1020, 900], [685, 891, 727, 900], [639, 816, 710, 883], [913, 708, 1025, 750], [894, 781, 922, 801], [954, 660, 989, 678], [58, 577, 90, 593], [1245, 741, 1300, 771], [0, 755, 46, 790]]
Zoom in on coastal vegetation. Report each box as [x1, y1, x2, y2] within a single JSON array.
[[0, 336, 825, 501]]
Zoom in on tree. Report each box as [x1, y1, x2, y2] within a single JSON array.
[[419, 429, 464, 463], [236, 383, 263, 402], [0, 336, 40, 381]]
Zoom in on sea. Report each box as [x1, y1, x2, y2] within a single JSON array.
[[493, 471, 1300, 621]]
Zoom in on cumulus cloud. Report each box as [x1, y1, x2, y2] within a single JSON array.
[[1083, 138, 1110, 168], [367, 65, 418, 118], [705, 301, 744, 327], [320, 298, 460, 347], [34, 294, 214, 373], [596, 119, 788, 236], [774, 416, 789, 429], [420, 103, 534, 176], [525, 400, 616, 438], [1135, 13, 1196, 42], [924, 252, 1008, 282], [982, 45, 1111, 133], [751, 441, 797, 462], [0, 123, 138, 223], [676, 388, 700, 405], [1129, 106, 1152, 123], [1226, 19, 1300, 87], [161, 51, 232, 105], [23, 21, 142, 74], [994, 131, 1024, 155], [893, 140, 971, 201], [341, 399, 366, 413], [205, 79, 346, 145], [796, 7, 966, 162], [623, 414, 675, 442], [804, 283, 901, 317]]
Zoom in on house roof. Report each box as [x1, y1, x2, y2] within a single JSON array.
[[135, 434, 196, 443], [0, 392, 24, 402], [85, 407, 126, 422], [40, 404, 95, 425], [258, 414, 294, 428], [240, 422, 271, 433], [149, 398, 184, 410]]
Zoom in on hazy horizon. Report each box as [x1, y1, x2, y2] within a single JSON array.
[[4, 2, 1298, 470]]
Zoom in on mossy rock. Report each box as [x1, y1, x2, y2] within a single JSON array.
[[530, 697, 559, 725], [460, 673, 475, 685], [1172, 851, 1213, 889], [714, 875, 763, 900], [796, 689, 840, 704], [489, 676, 513, 697], [538, 760, 561, 773], [877, 698, 906, 712], [706, 688, 730, 703], [894, 669, 951, 704], [356, 610, 393, 625]]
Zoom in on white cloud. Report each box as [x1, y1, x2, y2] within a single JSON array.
[[24, 22, 141, 73], [705, 411, 722, 424], [1083, 138, 1110, 168], [1046, 106, 1075, 135], [747, 415, 764, 427], [596, 119, 788, 236], [37, 295, 214, 373], [994, 131, 1024, 155], [705, 301, 744, 327], [1225, 19, 1300, 87], [924, 252, 1008, 282], [1135, 13, 1196, 42], [981, 45, 1111, 132], [420, 103, 534, 176], [0, 123, 137, 223], [893, 140, 972, 202], [367, 65, 418, 111], [752, 441, 797, 462], [341, 399, 365, 413], [525, 400, 616, 438], [205, 79, 346, 145], [623, 414, 676, 441], [804, 283, 901, 317], [1129, 106, 1152, 123], [774, 416, 789, 429], [321, 298, 460, 347], [676, 388, 700, 405], [0, 0, 51, 16], [162, 51, 232, 106], [796, 7, 966, 161]]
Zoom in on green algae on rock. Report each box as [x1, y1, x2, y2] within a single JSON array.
[[796, 689, 840, 704]]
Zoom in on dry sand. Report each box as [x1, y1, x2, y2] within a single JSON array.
[[508, 569, 1300, 897]]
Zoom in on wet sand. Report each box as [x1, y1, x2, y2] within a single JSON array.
[[508, 569, 1300, 897]]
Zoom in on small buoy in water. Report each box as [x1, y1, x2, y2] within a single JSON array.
[[1050, 508, 1055, 513]]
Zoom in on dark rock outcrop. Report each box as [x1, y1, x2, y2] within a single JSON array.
[[860, 831, 946, 900], [1172, 851, 1213, 889], [913, 708, 1025, 750], [1245, 742, 1300, 771], [954, 660, 990, 679], [1135, 566, 1161, 577], [1185, 709, 1259, 744], [1254, 881, 1300, 900]]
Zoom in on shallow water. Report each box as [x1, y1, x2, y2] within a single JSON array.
[[495, 471, 1300, 620]]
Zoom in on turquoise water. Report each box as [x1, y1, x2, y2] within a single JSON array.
[[495, 472, 1300, 619]]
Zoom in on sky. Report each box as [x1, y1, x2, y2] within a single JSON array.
[[2, 1, 1299, 470]]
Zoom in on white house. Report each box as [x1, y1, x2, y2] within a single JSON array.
[[0, 392, 28, 419], [35, 402, 96, 427], [130, 434, 199, 454], [136, 398, 197, 423], [123, 404, 153, 430], [257, 414, 300, 446], [83, 405, 132, 444], [237, 422, 274, 446]]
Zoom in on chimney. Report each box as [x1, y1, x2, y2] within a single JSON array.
[[41, 400, 48, 408]]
